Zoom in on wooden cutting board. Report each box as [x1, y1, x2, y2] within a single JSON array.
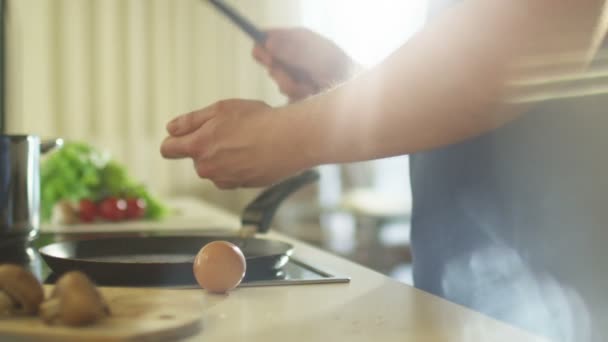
[[0, 286, 206, 341]]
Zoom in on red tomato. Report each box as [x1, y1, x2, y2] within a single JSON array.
[[98, 197, 127, 221], [79, 199, 97, 223], [126, 197, 147, 220]]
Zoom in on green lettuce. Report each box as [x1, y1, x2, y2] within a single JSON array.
[[41, 141, 169, 222]]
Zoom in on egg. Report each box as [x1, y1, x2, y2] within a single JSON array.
[[193, 241, 246, 293]]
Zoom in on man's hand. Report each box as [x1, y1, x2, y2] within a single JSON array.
[[160, 100, 306, 189], [253, 28, 357, 102]]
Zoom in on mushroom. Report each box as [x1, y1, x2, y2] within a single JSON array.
[[0, 264, 44, 315], [39, 271, 110, 326]]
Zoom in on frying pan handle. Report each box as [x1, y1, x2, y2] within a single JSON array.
[[241, 169, 320, 234]]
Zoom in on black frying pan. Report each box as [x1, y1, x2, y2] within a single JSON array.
[[39, 170, 319, 286], [39, 236, 291, 286]]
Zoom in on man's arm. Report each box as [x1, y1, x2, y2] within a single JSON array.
[[286, 0, 607, 164], [161, 0, 607, 188]]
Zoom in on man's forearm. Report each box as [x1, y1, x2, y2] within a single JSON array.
[[282, 0, 606, 166]]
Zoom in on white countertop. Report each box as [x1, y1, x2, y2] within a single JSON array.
[[186, 231, 545, 342], [41, 197, 545, 341]]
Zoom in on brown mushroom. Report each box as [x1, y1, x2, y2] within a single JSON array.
[[0, 264, 44, 315], [39, 271, 110, 326]]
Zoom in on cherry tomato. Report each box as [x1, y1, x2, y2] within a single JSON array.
[[98, 197, 127, 221], [78, 199, 98, 223], [126, 197, 147, 220]]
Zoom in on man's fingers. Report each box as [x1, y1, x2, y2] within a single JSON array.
[[160, 135, 196, 159], [269, 66, 316, 101], [252, 44, 272, 66], [269, 66, 300, 96], [166, 108, 214, 137], [265, 33, 298, 66], [213, 180, 238, 190], [264, 28, 313, 68]]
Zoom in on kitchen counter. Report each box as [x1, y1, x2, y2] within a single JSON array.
[[7, 197, 545, 341], [183, 231, 545, 342]]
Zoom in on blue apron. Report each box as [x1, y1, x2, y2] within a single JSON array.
[[411, 1, 608, 340]]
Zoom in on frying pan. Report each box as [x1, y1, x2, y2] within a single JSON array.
[[39, 170, 319, 286]]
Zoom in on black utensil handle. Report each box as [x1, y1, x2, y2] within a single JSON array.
[[40, 138, 64, 154], [205, 0, 317, 89], [241, 169, 320, 234], [207, 0, 267, 43]]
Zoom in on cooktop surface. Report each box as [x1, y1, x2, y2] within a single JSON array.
[[0, 240, 350, 288]]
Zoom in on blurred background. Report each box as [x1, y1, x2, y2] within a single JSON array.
[[3, 0, 429, 284]]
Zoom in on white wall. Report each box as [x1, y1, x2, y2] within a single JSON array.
[[5, 0, 306, 212]]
